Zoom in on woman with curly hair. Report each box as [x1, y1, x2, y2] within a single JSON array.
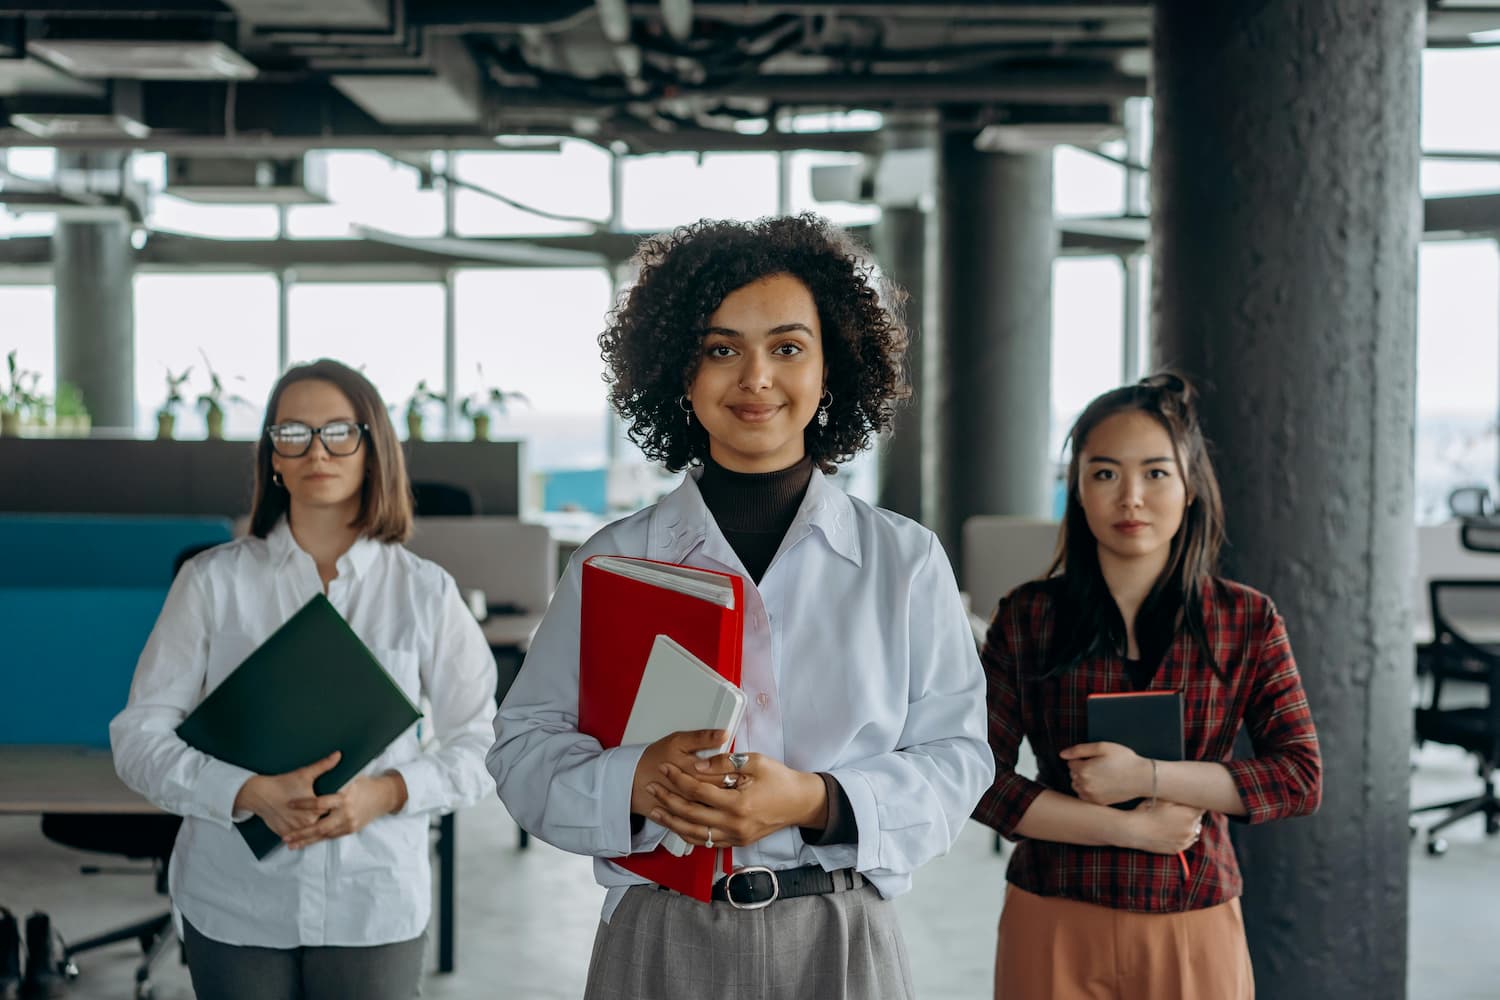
[[488, 214, 993, 1000]]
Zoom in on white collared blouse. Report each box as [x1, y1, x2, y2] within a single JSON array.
[[488, 468, 994, 921], [109, 518, 497, 948]]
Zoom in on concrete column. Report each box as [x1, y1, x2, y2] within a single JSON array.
[[873, 204, 926, 521], [930, 133, 1056, 568], [53, 151, 135, 431], [1152, 2, 1422, 996]]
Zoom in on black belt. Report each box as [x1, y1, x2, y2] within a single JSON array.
[[707, 865, 863, 910]]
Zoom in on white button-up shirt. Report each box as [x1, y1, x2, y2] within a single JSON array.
[[110, 519, 496, 948], [488, 469, 994, 921]]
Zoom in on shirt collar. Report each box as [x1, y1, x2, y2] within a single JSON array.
[[649, 464, 862, 569], [265, 516, 382, 578]]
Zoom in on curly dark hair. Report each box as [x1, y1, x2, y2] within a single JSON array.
[[599, 214, 910, 474]]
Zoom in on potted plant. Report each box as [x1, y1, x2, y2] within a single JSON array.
[[53, 381, 90, 436], [156, 367, 192, 440], [196, 352, 250, 440], [404, 380, 446, 441], [458, 368, 527, 442], [1, 350, 44, 438]]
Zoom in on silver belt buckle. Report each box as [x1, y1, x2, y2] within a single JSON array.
[[724, 865, 779, 910]]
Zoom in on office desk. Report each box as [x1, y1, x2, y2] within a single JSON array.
[[0, 746, 460, 974]]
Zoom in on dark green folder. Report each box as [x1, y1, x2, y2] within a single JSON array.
[[175, 593, 422, 860]]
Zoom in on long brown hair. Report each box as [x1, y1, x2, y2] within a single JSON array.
[[1042, 372, 1228, 682], [248, 359, 413, 543]]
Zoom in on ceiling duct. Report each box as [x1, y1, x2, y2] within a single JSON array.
[[222, 0, 393, 31], [164, 155, 330, 204], [27, 39, 258, 81], [7, 81, 149, 140], [330, 34, 482, 125]]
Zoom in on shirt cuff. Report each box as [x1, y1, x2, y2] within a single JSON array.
[[598, 743, 650, 856], [800, 772, 859, 846], [827, 768, 881, 873], [200, 758, 257, 829], [392, 757, 443, 816]]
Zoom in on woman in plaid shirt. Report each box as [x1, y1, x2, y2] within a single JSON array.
[[973, 373, 1322, 999]]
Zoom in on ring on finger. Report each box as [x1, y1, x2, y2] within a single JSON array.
[[721, 773, 739, 789], [728, 752, 750, 772]]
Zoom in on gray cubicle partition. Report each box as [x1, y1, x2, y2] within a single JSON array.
[[0, 437, 522, 517]]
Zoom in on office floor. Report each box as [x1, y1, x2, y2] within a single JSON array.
[[1, 741, 1495, 1000]]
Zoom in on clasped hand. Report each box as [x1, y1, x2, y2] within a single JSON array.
[[232, 750, 407, 851], [630, 729, 826, 849], [1060, 740, 1153, 806]]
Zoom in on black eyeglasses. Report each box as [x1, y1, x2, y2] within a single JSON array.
[[265, 420, 368, 458]]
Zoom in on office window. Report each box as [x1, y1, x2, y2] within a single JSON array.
[[1423, 50, 1500, 157], [287, 282, 446, 434], [134, 274, 280, 439], [0, 285, 56, 398], [620, 152, 779, 231], [453, 267, 613, 470], [1416, 240, 1499, 524], [285, 151, 445, 239], [1051, 257, 1126, 457], [1054, 145, 1127, 220], [452, 142, 610, 237]]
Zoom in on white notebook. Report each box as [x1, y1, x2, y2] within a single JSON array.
[[621, 633, 746, 856]]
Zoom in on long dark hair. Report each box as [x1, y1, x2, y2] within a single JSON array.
[[1042, 372, 1228, 682], [248, 359, 413, 543]]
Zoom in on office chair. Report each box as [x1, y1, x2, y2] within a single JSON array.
[[410, 481, 478, 517], [1411, 579, 1500, 856], [39, 815, 181, 999]]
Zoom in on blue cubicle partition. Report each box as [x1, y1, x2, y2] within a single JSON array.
[[0, 514, 234, 747]]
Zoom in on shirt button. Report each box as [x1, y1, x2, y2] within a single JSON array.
[[756, 692, 770, 708]]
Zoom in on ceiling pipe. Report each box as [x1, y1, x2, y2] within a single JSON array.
[[661, 0, 694, 42]]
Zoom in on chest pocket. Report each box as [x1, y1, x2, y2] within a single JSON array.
[[371, 645, 422, 703]]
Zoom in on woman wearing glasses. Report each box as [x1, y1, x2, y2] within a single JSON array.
[[110, 359, 496, 1000]]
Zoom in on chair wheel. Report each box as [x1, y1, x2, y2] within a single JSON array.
[[1485, 816, 1499, 836], [135, 983, 154, 1000], [1427, 837, 1448, 856]]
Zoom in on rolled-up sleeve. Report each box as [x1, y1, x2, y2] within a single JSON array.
[[486, 545, 663, 858], [1223, 602, 1322, 824], [971, 596, 1048, 840], [109, 561, 256, 827], [820, 533, 995, 878], [393, 571, 498, 816]]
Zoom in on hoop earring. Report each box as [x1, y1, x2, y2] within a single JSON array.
[[816, 389, 832, 429], [678, 395, 693, 427], [272, 471, 284, 489]]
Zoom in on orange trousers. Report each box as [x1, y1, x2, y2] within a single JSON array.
[[994, 885, 1254, 1000]]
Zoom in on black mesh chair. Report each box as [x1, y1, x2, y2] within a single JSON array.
[[38, 542, 220, 998], [1411, 578, 1500, 856], [40, 814, 181, 999], [411, 481, 478, 517]]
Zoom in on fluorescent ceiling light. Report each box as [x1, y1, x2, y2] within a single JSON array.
[[1469, 28, 1500, 43], [28, 39, 257, 80]]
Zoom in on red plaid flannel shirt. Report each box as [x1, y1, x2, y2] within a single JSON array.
[[972, 576, 1322, 913]]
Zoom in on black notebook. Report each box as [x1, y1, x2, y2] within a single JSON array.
[[1086, 690, 1184, 809], [176, 593, 423, 860]]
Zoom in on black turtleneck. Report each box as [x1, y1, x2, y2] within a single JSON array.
[[696, 454, 813, 583], [693, 452, 857, 847]]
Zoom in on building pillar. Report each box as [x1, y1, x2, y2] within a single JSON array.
[[53, 151, 135, 431], [1152, 2, 1423, 996], [930, 133, 1056, 570]]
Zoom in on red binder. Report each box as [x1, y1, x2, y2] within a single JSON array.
[[578, 555, 745, 901]]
